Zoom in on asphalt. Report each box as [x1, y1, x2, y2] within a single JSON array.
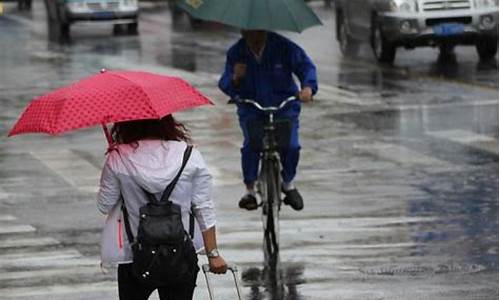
[[0, 1, 498, 299]]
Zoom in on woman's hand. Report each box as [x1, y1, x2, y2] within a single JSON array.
[[209, 256, 228, 274]]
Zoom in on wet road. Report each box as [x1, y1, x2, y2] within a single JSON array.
[[0, 1, 498, 299]]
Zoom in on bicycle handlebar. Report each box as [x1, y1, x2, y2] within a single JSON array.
[[228, 96, 297, 112]]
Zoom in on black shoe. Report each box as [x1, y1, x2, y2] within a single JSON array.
[[239, 193, 258, 210], [282, 188, 304, 211]]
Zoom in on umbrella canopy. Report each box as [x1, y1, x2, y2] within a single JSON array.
[[177, 0, 322, 33], [8, 70, 213, 139]]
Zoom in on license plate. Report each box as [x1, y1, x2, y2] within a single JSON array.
[[433, 23, 464, 36], [93, 11, 114, 19]]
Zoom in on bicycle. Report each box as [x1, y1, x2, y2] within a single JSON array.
[[229, 95, 297, 271]]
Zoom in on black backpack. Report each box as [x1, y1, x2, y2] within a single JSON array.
[[121, 145, 199, 288]]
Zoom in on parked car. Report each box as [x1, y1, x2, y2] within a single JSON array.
[[44, 0, 139, 37], [334, 0, 499, 63]]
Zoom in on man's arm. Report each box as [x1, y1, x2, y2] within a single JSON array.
[[288, 41, 318, 101], [218, 46, 244, 98]]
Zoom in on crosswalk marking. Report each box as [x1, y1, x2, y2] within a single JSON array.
[[0, 265, 100, 281], [427, 129, 498, 154], [0, 256, 98, 269], [0, 215, 16, 221], [0, 249, 82, 264], [0, 237, 60, 249], [30, 150, 100, 193], [316, 84, 383, 106], [397, 99, 498, 111], [357, 142, 449, 166], [0, 224, 36, 234], [0, 281, 116, 298]]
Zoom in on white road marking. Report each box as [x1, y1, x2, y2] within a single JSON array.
[[357, 142, 449, 166], [0, 224, 36, 234], [0, 237, 60, 249], [0, 281, 116, 298], [0, 265, 100, 281], [206, 164, 241, 187], [0, 215, 16, 221], [0, 256, 98, 269], [397, 99, 498, 111], [30, 150, 100, 193], [316, 84, 382, 106], [0, 249, 82, 264], [427, 129, 498, 154]]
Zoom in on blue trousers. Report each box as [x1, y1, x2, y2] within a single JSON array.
[[238, 112, 300, 185]]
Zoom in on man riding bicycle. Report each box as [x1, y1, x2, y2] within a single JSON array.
[[218, 30, 318, 211]]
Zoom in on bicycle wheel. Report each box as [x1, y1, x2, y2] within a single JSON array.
[[260, 158, 281, 271]]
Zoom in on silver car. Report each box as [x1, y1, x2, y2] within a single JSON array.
[[335, 0, 498, 63], [44, 0, 139, 38]]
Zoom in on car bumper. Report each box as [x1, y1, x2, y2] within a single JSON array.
[[379, 8, 498, 46], [67, 9, 138, 22]]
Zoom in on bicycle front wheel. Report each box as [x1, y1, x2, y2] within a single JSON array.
[[261, 158, 281, 271]]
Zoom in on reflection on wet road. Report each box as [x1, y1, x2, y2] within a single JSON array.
[[0, 1, 498, 299]]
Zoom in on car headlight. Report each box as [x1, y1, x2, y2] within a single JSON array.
[[67, 1, 86, 10], [390, 0, 418, 12], [474, 0, 499, 8], [122, 0, 137, 6]]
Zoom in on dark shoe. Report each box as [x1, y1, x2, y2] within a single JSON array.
[[239, 193, 258, 210], [282, 188, 304, 211]]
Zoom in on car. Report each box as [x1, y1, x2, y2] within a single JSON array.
[[334, 0, 499, 63], [44, 0, 139, 38]]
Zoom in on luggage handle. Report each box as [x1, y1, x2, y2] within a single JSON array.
[[202, 264, 243, 300]]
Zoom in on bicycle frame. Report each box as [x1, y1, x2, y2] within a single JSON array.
[[230, 96, 296, 271]]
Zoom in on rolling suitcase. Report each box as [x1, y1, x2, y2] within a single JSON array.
[[201, 264, 243, 300]]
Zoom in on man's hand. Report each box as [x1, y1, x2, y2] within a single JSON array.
[[209, 256, 228, 274], [298, 86, 313, 103], [232, 63, 247, 87]]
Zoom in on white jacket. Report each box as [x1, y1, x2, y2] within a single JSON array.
[[97, 140, 216, 265]]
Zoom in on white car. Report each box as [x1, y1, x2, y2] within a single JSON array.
[[44, 0, 139, 37], [335, 0, 499, 63]]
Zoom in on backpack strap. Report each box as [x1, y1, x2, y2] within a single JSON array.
[[159, 145, 193, 203], [189, 210, 195, 239], [121, 145, 193, 244], [121, 197, 135, 245]]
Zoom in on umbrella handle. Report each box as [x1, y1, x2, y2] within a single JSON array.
[[101, 124, 114, 148]]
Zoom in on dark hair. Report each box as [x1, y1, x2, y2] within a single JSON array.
[[111, 115, 191, 145]]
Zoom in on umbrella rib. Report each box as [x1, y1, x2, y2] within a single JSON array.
[[281, 0, 301, 33], [107, 72, 160, 119]]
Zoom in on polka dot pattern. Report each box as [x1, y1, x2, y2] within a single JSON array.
[[8, 71, 214, 136]]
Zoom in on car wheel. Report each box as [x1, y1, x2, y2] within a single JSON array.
[[60, 22, 70, 37], [127, 22, 138, 35], [337, 13, 359, 57], [371, 16, 396, 64], [476, 36, 498, 61], [113, 24, 124, 35]]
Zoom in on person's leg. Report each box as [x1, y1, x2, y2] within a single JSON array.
[[280, 117, 300, 184], [118, 264, 155, 300], [238, 115, 261, 210], [157, 270, 199, 300], [279, 116, 304, 211]]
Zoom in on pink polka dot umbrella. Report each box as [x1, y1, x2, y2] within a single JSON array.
[[8, 70, 213, 145]]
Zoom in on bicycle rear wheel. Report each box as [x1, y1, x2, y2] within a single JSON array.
[[260, 158, 281, 271]]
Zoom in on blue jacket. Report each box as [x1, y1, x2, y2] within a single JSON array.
[[218, 32, 318, 118]]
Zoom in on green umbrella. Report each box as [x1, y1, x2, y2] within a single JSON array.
[[177, 0, 322, 33]]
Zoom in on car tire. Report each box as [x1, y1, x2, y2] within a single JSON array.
[[337, 12, 359, 57], [60, 22, 70, 37], [127, 22, 138, 35], [476, 36, 498, 61], [113, 24, 124, 35], [370, 16, 396, 64]]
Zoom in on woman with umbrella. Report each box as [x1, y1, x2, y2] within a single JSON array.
[[9, 70, 228, 300]]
